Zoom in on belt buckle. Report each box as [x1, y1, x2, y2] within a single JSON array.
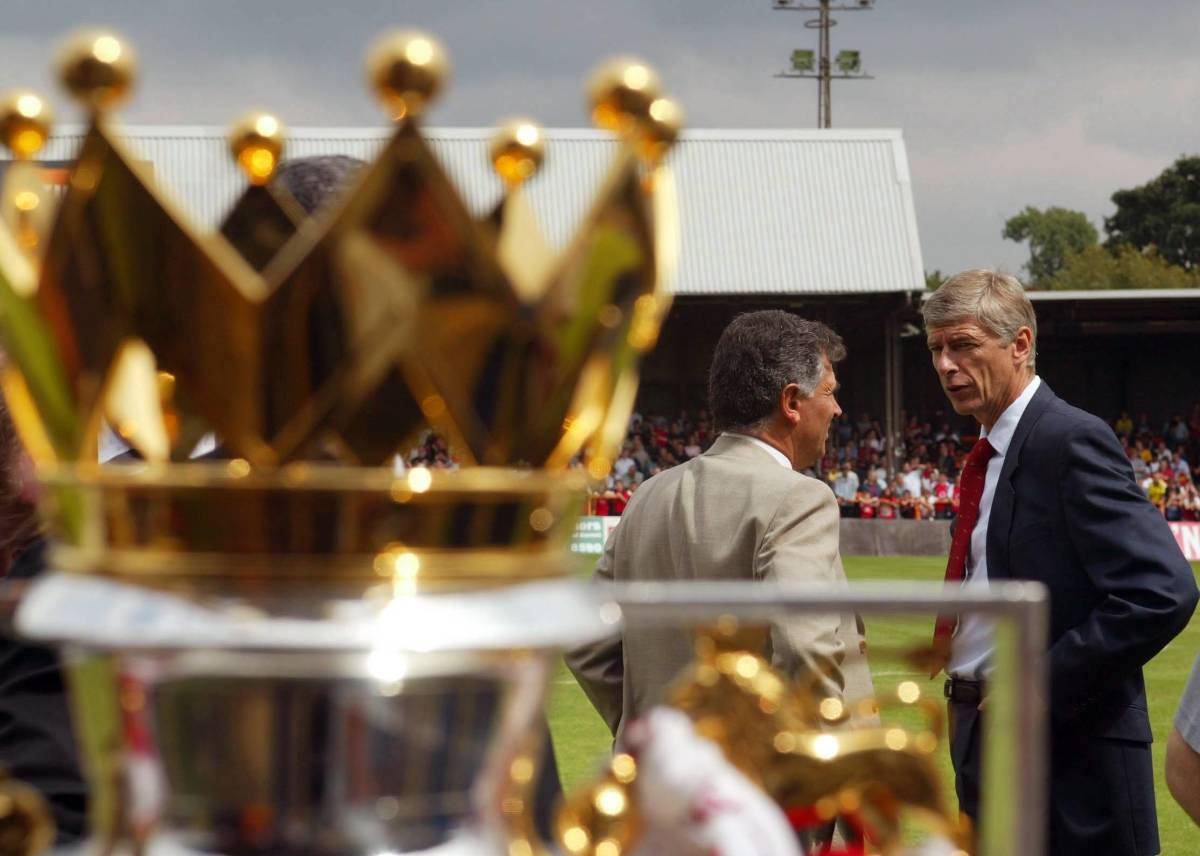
[[945, 677, 983, 704]]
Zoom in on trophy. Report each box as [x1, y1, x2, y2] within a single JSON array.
[[0, 28, 680, 856]]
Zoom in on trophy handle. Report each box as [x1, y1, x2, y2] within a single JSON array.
[[0, 768, 55, 856]]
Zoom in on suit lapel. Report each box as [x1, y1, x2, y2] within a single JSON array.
[[987, 381, 1055, 580]]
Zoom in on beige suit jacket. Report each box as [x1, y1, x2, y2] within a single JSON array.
[[567, 433, 870, 743]]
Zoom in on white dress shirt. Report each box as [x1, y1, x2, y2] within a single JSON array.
[[948, 375, 1041, 679]]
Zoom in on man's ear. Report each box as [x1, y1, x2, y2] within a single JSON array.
[[1011, 326, 1034, 367], [780, 383, 804, 426]]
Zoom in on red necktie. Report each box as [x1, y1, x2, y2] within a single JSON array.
[[933, 436, 997, 644]]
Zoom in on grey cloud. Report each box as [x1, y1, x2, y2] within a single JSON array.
[[1, 0, 1198, 275]]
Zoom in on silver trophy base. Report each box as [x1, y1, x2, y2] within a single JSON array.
[[19, 575, 615, 856]]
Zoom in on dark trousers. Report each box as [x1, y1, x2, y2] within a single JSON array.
[[947, 700, 1161, 855], [947, 698, 983, 821]]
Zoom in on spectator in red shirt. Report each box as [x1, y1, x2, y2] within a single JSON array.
[[855, 490, 877, 519], [609, 480, 631, 515], [877, 488, 898, 520]]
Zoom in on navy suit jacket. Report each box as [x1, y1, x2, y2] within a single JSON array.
[[986, 381, 1198, 852]]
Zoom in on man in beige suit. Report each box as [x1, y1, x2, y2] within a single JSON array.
[[568, 311, 868, 743]]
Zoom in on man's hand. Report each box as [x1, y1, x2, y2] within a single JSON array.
[[1166, 728, 1200, 825]]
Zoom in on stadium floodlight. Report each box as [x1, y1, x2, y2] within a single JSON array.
[[835, 50, 862, 73], [791, 49, 815, 72], [771, 2, 878, 129]]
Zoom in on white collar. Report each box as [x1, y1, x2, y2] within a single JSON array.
[[981, 375, 1041, 455], [732, 433, 793, 470]]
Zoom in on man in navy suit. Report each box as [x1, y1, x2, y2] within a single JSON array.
[[924, 269, 1198, 855]]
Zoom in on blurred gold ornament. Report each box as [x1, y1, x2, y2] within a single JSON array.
[[560, 629, 969, 854], [0, 769, 54, 856], [489, 119, 545, 187], [487, 118, 553, 301], [366, 30, 448, 120], [587, 57, 661, 135], [219, 113, 304, 272], [556, 754, 640, 856], [0, 92, 52, 159], [637, 97, 683, 164], [0, 90, 55, 260], [229, 112, 286, 185], [56, 30, 136, 111]]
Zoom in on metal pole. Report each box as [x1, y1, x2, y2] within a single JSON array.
[[979, 584, 1049, 856], [884, 311, 900, 480], [607, 578, 1047, 619], [819, 0, 831, 128]]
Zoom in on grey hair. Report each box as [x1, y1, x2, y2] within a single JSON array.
[[923, 269, 1038, 371], [274, 155, 365, 215], [708, 310, 846, 433]]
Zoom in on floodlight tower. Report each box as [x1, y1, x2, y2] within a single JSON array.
[[772, 0, 876, 128]]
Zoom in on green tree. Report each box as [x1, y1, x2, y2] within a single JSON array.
[[1045, 244, 1200, 290], [1002, 206, 1099, 284], [1105, 156, 1200, 270], [924, 269, 944, 291]]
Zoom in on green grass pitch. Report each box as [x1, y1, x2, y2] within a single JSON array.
[[548, 556, 1200, 853]]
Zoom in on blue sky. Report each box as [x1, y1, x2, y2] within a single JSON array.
[[2, 0, 1197, 277]]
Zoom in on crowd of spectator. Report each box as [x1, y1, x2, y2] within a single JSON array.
[[403, 403, 1200, 523], [583, 410, 716, 515], [1116, 407, 1200, 522], [583, 408, 976, 518], [819, 412, 970, 520], [586, 404, 1200, 522]]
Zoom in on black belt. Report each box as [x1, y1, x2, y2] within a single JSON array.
[[944, 676, 986, 705]]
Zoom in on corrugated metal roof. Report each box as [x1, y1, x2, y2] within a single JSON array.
[[28, 125, 923, 296]]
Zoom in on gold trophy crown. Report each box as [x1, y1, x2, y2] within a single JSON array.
[[0, 29, 681, 594]]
